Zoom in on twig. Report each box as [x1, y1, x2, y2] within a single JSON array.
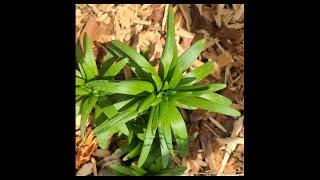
[[204, 123, 220, 138], [217, 116, 244, 176], [206, 113, 227, 133]]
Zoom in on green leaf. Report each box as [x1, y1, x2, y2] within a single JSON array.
[[178, 39, 205, 72], [166, 29, 178, 83], [118, 123, 129, 136], [110, 94, 136, 110], [78, 33, 99, 80], [138, 92, 156, 113], [96, 130, 116, 149], [136, 133, 145, 141], [80, 95, 98, 139], [103, 57, 128, 77], [76, 69, 83, 78], [168, 39, 205, 88], [115, 143, 129, 156], [138, 106, 159, 167], [158, 122, 169, 168], [179, 61, 214, 86], [96, 95, 118, 119], [131, 164, 148, 176], [86, 80, 154, 95], [76, 77, 85, 86], [167, 103, 188, 157], [106, 40, 162, 91], [123, 142, 142, 161], [160, 100, 174, 156], [210, 83, 227, 92], [175, 96, 241, 116], [76, 86, 91, 96], [198, 92, 232, 106], [173, 84, 212, 92], [142, 143, 161, 169], [168, 65, 183, 89], [156, 167, 187, 176], [94, 101, 141, 135], [159, 7, 175, 80], [110, 165, 133, 176]]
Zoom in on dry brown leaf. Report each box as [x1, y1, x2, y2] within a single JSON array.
[[217, 116, 244, 175], [180, 37, 193, 50], [215, 51, 233, 68], [212, 61, 221, 79], [222, 9, 234, 26], [176, 28, 195, 39], [213, 4, 225, 28], [76, 162, 93, 176], [79, 16, 107, 48], [233, 4, 244, 21], [231, 103, 244, 110], [226, 23, 244, 29], [195, 4, 203, 16], [217, 137, 244, 145], [191, 59, 204, 69], [76, 138, 98, 169], [98, 4, 114, 12], [88, 4, 101, 15], [199, 121, 216, 172], [119, 7, 135, 29], [202, 47, 218, 61], [179, 4, 192, 31], [202, 5, 214, 22], [147, 4, 165, 22], [91, 158, 98, 176], [93, 149, 110, 158], [190, 109, 210, 121]]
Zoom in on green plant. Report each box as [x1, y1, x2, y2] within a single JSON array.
[[76, 33, 133, 148], [92, 6, 240, 170]]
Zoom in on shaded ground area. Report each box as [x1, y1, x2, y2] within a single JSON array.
[[75, 4, 244, 176]]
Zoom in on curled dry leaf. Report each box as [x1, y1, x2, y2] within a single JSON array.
[[76, 138, 98, 169]]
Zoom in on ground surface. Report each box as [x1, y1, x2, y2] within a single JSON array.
[[75, 4, 244, 176]]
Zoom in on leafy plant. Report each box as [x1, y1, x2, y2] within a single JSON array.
[[92, 5, 241, 170], [76, 33, 132, 148]]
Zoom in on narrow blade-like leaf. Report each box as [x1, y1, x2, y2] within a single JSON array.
[[103, 57, 128, 77], [94, 101, 141, 135], [138, 105, 159, 167], [178, 39, 205, 71], [80, 95, 98, 139], [175, 96, 240, 116], [167, 103, 188, 157], [198, 92, 232, 106], [106, 40, 162, 91], [159, 6, 175, 80], [179, 61, 214, 86], [86, 80, 154, 95]]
